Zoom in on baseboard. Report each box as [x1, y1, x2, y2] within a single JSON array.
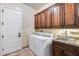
[[3, 46, 29, 56], [3, 49, 22, 56]]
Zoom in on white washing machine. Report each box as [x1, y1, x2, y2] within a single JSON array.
[[29, 32, 53, 56]]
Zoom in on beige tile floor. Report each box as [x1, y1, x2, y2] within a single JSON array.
[[5, 48, 35, 56]]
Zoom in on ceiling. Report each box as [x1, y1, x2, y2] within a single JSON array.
[[24, 3, 47, 10]]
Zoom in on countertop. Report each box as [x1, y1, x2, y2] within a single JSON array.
[[53, 38, 79, 47]]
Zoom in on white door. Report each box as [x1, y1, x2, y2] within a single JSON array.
[[1, 7, 22, 55]]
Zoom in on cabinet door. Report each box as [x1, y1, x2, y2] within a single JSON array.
[[64, 3, 75, 27], [63, 46, 77, 56], [53, 4, 63, 28], [63, 50, 76, 56], [53, 46, 63, 56], [45, 8, 52, 28], [37, 14, 41, 28], [76, 47, 79, 56], [51, 6, 54, 28], [40, 11, 46, 28], [35, 15, 38, 29], [75, 3, 79, 27]]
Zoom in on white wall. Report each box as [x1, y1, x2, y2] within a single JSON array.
[[1, 3, 36, 47], [35, 3, 55, 14]]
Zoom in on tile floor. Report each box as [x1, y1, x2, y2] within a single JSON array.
[[5, 48, 35, 56]]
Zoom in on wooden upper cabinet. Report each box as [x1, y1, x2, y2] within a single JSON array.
[[75, 3, 79, 27], [37, 14, 42, 28], [40, 11, 46, 28], [35, 14, 42, 28], [35, 7, 52, 29], [51, 6, 54, 28], [45, 8, 52, 28], [53, 4, 63, 28], [35, 3, 79, 29], [64, 3, 75, 27], [35, 15, 38, 28]]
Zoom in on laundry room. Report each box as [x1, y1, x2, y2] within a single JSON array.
[[0, 2, 79, 56]]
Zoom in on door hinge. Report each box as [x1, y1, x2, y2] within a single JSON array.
[[2, 35, 4, 38], [2, 9, 4, 13], [2, 48, 4, 51]]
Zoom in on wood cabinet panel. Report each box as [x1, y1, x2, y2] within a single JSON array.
[[35, 7, 52, 29], [37, 14, 41, 28], [53, 46, 63, 56], [53, 4, 63, 28], [63, 49, 76, 56], [54, 6, 60, 28], [40, 11, 46, 28], [51, 6, 54, 27], [45, 8, 52, 28], [76, 47, 79, 55], [64, 3, 75, 27], [62, 43, 76, 56], [53, 41, 78, 56], [75, 4, 79, 27], [35, 15, 38, 28]]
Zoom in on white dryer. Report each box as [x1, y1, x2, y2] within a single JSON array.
[[29, 32, 53, 56]]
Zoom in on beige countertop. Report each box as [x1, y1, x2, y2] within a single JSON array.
[[53, 38, 79, 47]]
